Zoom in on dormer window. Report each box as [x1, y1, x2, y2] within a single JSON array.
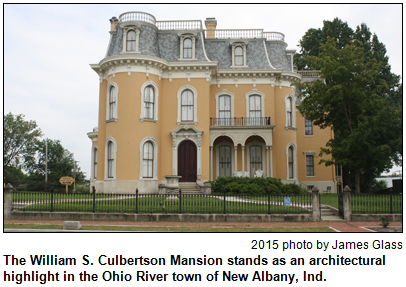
[[179, 34, 197, 60], [231, 42, 248, 68], [183, 38, 192, 58], [235, 46, 243, 66], [121, 26, 141, 53], [126, 30, 136, 51]]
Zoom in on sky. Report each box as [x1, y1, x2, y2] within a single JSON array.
[[3, 3, 403, 179]]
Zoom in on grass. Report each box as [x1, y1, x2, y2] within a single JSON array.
[[4, 223, 334, 232], [13, 194, 311, 214], [319, 193, 402, 214]]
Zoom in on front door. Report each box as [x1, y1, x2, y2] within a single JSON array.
[[178, 140, 197, 182]]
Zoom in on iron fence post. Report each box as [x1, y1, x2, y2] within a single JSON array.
[[92, 186, 96, 213], [267, 189, 270, 215], [179, 189, 182, 214], [223, 189, 226, 214], [50, 188, 54, 212], [135, 188, 138, 214]]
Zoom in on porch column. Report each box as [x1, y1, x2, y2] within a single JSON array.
[[210, 146, 213, 181], [265, 146, 270, 177], [234, 145, 238, 175], [241, 146, 245, 174]]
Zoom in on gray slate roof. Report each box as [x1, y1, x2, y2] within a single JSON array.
[[105, 27, 292, 72]]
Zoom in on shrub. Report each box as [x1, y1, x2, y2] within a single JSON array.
[[210, 176, 309, 195], [74, 185, 90, 194]]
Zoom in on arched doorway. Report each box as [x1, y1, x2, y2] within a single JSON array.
[[178, 140, 197, 182]]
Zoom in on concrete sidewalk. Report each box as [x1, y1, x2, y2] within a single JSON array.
[[4, 219, 403, 232]]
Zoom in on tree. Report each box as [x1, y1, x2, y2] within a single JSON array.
[[296, 37, 401, 193], [25, 139, 85, 191], [3, 113, 43, 170], [294, 18, 354, 70]]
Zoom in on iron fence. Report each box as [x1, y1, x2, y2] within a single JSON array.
[[352, 194, 403, 214], [10, 189, 312, 215]]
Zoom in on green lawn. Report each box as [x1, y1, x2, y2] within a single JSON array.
[[14, 194, 311, 214], [10, 192, 401, 215], [319, 193, 402, 214]]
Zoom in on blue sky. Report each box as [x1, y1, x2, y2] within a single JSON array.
[[3, 4, 403, 178]]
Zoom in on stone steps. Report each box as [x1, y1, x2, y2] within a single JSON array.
[[175, 183, 202, 194]]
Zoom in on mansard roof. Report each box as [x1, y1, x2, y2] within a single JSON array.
[[103, 12, 294, 72]]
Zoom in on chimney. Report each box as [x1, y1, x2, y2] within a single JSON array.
[[205, 17, 217, 39], [109, 17, 118, 31]]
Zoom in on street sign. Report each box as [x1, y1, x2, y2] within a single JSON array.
[[284, 197, 291, 207]]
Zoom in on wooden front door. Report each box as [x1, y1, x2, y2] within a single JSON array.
[[178, 140, 197, 182]]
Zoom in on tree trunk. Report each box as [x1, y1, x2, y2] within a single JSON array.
[[342, 167, 351, 189], [355, 168, 361, 194]]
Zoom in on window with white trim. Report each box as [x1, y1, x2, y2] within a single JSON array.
[[107, 85, 117, 120], [107, 141, 114, 178], [305, 118, 313, 135], [306, 155, 315, 176], [105, 138, 117, 180], [139, 137, 158, 180], [231, 42, 248, 67], [126, 30, 136, 51], [144, 86, 154, 119], [219, 95, 231, 126], [249, 95, 261, 125], [121, 26, 140, 54], [143, 142, 154, 178], [181, 90, 194, 122], [288, 146, 294, 179], [177, 86, 198, 124], [245, 90, 265, 125], [179, 34, 196, 60], [140, 81, 159, 123], [285, 94, 296, 129]]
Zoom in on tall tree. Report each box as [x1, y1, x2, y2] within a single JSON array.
[[294, 18, 354, 70], [3, 112, 43, 170], [25, 139, 85, 189], [296, 37, 401, 193]]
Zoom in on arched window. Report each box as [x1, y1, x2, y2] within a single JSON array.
[[181, 89, 194, 122], [144, 86, 154, 119], [126, 30, 136, 51], [109, 86, 116, 119], [219, 95, 231, 126], [143, 142, 154, 178], [235, 46, 243, 66], [250, 145, 262, 177], [93, 148, 97, 179], [249, 95, 261, 125], [219, 146, 232, 177], [183, 38, 192, 59], [288, 146, 294, 179], [107, 141, 114, 178], [286, 97, 292, 127]]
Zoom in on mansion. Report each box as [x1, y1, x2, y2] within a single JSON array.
[[87, 11, 337, 193]]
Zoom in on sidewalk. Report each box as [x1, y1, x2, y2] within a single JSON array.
[[4, 219, 403, 232]]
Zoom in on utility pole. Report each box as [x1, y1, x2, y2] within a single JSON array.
[[45, 138, 48, 185], [73, 153, 76, 190]]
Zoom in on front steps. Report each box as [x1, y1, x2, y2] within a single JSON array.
[[176, 182, 202, 194], [321, 206, 344, 221]]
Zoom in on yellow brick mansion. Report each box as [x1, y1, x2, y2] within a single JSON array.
[[87, 11, 337, 193]]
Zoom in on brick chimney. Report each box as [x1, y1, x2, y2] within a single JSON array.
[[205, 17, 217, 39], [109, 17, 118, 31]]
